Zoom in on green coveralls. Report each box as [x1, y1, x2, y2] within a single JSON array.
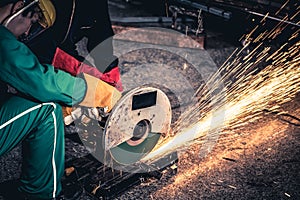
[[0, 25, 86, 199]]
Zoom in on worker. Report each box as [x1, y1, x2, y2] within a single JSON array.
[[22, 0, 123, 91], [0, 0, 121, 199]]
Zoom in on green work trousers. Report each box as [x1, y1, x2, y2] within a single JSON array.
[[0, 95, 64, 199]]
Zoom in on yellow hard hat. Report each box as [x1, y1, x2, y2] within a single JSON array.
[[37, 0, 56, 28], [1, 0, 56, 28]]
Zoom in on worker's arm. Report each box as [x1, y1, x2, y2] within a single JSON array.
[[0, 28, 85, 106]]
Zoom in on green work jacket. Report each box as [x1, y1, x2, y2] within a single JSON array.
[[0, 25, 86, 106]]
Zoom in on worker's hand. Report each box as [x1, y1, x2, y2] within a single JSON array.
[[63, 106, 109, 126], [63, 106, 82, 126], [80, 73, 122, 112]]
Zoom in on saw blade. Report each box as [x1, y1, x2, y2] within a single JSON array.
[[103, 86, 172, 165], [109, 132, 161, 165]]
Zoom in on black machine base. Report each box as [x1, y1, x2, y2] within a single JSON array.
[[63, 152, 178, 199]]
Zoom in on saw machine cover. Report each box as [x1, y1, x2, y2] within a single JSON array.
[[103, 86, 172, 164]]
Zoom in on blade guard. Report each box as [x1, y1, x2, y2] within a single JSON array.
[[104, 86, 172, 151]]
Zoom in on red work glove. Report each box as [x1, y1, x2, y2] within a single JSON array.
[[52, 47, 123, 91]]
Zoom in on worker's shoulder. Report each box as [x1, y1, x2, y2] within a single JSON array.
[[0, 25, 15, 41]]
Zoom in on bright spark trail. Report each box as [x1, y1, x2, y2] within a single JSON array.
[[142, 2, 300, 163]]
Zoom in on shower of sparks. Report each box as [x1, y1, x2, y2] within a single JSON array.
[[142, 3, 300, 163]]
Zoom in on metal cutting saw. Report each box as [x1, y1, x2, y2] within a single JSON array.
[[102, 86, 172, 165], [81, 86, 172, 166]]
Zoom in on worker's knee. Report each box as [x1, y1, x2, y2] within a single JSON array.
[[52, 103, 63, 121], [37, 102, 64, 132], [42, 102, 63, 120]]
